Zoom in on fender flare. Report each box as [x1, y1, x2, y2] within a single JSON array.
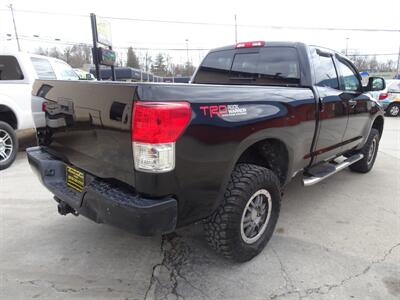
[[213, 128, 296, 211]]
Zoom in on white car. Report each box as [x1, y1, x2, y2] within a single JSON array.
[[370, 79, 400, 117], [0, 52, 79, 169], [73, 68, 96, 80]]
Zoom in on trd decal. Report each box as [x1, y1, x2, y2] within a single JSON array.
[[199, 104, 247, 118]]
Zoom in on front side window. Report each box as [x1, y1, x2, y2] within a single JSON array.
[[336, 59, 361, 92], [0, 55, 24, 80], [312, 50, 339, 89], [31, 57, 57, 80]]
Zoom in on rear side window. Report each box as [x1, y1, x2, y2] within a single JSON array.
[[194, 47, 300, 86], [312, 52, 339, 89], [0, 55, 24, 80], [31, 57, 57, 80]]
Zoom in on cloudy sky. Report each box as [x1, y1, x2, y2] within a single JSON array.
[[1, 0, 399, 65]]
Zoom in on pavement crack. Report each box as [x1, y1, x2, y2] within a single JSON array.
[[144, 236, 167, 300], [269, 242, 400, 299], [270, 247, 302, 300], [19, 279, 86, 293], [302, 241, 400, 298], [144, 233, 208, 300]]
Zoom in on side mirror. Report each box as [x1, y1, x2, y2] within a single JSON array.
[[366, 77, 386, 91]]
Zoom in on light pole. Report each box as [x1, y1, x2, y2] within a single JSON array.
[[185, 38, 189, 64], [345, 37, 349, 56], [145, 51, 148, 72], [9, 4, 21, 51], [234, 14, 238, 43]]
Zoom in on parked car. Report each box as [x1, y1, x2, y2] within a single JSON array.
[[89, 67, 162, 82], [73, 68, 96, 80], [27, 41, 385, 261], [372, 80, 400, 117], [0, 52, 79, 169]]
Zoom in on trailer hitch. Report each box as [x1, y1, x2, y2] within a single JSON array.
[[56, 200, 78, 216]]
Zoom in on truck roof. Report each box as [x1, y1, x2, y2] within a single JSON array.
[[0, 51, 67, 64], [209, 41, 308, 52], [208, 41, 344, 57]]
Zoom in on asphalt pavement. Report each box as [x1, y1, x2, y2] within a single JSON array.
[[1, 118, 399, 300]]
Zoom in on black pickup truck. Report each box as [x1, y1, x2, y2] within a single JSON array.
[[27, 41, 385, 261]]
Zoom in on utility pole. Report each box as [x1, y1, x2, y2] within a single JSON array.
[[234, 14, 238, 44], [185, 39, 189, 64], [9, 4, 21, 51], [145, 51, 148, 72]]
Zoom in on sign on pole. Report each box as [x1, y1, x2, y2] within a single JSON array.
[[90, 13, 116, 81], [96, 17, 112, 47]]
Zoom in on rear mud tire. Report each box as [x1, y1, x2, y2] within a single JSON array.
[[203, 164, 281, 262]]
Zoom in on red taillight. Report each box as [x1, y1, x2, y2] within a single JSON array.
[[235, 41, 265, 48], [41, 101, 47, 112], [132, 101, 191, 144], [378, 93, 388, 100]]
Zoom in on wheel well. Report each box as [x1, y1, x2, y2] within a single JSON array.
[[237, 139, 289, 185], [372, 116, 384, 138], [0, 105, 18, 129]]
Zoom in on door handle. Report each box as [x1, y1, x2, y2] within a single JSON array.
[[348, 99, 357, 108]]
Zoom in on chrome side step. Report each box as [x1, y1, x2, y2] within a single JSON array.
[[303, 153, 364, 187]]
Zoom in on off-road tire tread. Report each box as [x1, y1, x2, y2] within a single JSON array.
[[349, 128, 380, 173], [203, 163, 281, 261]]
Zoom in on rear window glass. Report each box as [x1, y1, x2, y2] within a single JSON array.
[[231, 53, 258, 76], [388, 80, 400, 92], [31, 57, 57, 80], [194, 47, 300, 86], [0, 55, 24, 80]]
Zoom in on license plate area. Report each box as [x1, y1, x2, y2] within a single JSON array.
[[66, 165, 85, 192]]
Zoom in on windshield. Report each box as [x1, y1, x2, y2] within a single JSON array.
[[53, 60, 79, 80], [193, 47, 300, 86]]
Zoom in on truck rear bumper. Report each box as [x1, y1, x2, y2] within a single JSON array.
[[26, 146, 177, 236]]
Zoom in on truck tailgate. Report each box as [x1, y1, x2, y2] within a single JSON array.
[[32, 80, 137, 186]]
